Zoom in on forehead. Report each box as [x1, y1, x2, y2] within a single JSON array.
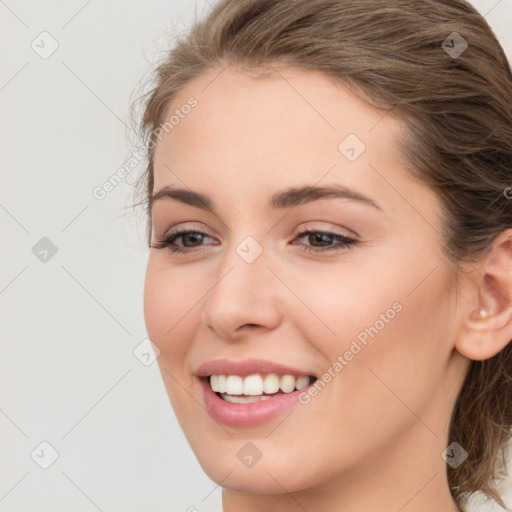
[[152, 64, 408, 200]]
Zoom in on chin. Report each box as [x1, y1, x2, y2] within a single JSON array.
[[195, 451, 317, 495]]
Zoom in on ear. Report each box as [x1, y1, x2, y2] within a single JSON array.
[[455, 228, 512, 361]]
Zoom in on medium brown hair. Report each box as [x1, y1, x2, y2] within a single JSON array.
[[133, 0, 512, 508]]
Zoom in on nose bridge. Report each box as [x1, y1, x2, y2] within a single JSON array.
[[200, 234, 281, 337]]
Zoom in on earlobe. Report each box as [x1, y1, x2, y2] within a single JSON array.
[[455, 229, 512, 361]]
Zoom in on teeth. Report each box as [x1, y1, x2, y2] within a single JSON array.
[[295, 375, 310, 390], [280, 374, 296, 393], [263, 374, 280, 394], [226, 375, 243, 394], [244, 374, 264, 396], [210, 374, 219, 392], [209, 373, 313, 395], [221, 394, 273, 403]]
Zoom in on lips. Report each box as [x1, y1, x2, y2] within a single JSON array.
[[195, 357, 317, 379], [194, 358, 318, 426]]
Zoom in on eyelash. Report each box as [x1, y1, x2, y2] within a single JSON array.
[[151, 228, 357, 254]]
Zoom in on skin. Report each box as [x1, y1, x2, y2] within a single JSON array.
[[143, 64, 512, 512]]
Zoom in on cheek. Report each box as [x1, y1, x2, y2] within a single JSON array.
[[143, 258, 198, 364], [290, 263, 401, 355], [303, 253, 454, 411], [331, 265, 455, 428], [143, 259, 204, 419]]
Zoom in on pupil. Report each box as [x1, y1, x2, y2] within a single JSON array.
[[312, 233, 331, 246], [184, 233, 202, 246]]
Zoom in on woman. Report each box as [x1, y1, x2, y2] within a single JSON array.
[[133, 0, 512, 510]]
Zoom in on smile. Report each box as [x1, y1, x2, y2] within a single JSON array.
[[209, 373, 315, 403]]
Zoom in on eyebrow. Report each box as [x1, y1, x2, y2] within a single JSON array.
[[150, 184, 382, 214]]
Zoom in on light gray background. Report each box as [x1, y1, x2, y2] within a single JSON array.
[[1, 1, 511, 511]]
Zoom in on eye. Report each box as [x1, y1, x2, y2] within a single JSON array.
[[151, 228, 358, 254], [151, 229, 215, 254], [293, 230, 357, 253]]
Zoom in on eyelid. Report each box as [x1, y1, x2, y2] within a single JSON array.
[[159, 220, 357, 237], [159, 222, 213, 238], [295, 221, 359, 240]]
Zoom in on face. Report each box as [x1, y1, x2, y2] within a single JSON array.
[[143, 65, 467, 496]]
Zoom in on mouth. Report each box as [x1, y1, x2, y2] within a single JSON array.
[[204, 373, 318, 403], [195, 358, 319, 426]]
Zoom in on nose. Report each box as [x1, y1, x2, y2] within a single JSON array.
[[200, 241, 283, 341]]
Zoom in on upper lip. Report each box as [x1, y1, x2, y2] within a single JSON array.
[[195, 358, 317, 378]]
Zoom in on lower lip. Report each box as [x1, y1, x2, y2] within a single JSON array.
[[199, 377, 309, 427]]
